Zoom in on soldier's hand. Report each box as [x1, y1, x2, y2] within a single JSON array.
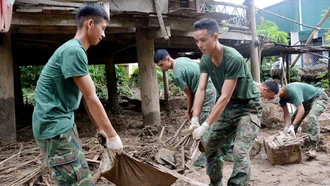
[[193, 122, 210, 140], [97, 130, 123, 154], [189, 116, 200, 130], [286, 124, 296, 138]]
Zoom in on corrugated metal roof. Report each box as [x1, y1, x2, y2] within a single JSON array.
[[256, 0, 330, 35]]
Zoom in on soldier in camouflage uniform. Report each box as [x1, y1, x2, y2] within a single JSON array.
[[33, 4, 123, 185], [154, 49, 217, 167], [190, 18, 267, 186], [278, 82, 328, 158]]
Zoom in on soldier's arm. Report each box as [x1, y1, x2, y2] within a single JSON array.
[[292, 104, 305, 125], [282, 105, 290, 127], [73, 75, 117, 138], [183, 86, 194, 120], [192, 73, 208, 118], [205, 78, 237, 126]]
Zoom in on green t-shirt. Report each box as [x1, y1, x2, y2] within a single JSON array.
[[32, 39, 89, 139], [199, 46, 260, 100], [172, 57, 200, 94], [279, 82, 321, 107]]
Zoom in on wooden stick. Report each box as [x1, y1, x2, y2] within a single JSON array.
[[43, 176, 51, 186], [185, 163, 201, 176], [181, 146, 185, 169], [170, 119, 188, 144], [10, 164, 47, 186], [0, 143, 23, 166], [86, 158, 101, 164]]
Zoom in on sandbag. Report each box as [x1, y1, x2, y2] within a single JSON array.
[[101, 153, 178, 186]]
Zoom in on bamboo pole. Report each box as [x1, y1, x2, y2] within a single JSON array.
[[290, 9, 330, 68]]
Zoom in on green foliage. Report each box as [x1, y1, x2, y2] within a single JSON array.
[[88, 65, 108, 99], [316, 70, 329, 89], [260, 60, 273, 82], [289, 67, 303, 82], [115, 65, 132, 97], [323, 10, 330, 45], [257, 20, 289, 44], [20, 66, 43, 88], [20, 66, 43, 105], [130, 66, 181, 96], [88, 64, 132, 98]]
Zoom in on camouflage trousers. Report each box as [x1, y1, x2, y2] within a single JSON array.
[[36, 124, 93, 186], [205, 98, 263, 186], [194, 81, 217, 168], [291, 90, 328, 149]]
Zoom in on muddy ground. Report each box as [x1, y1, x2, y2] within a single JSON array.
[[1, 96, 330, 186]]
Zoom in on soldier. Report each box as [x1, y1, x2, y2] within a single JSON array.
[[32, 4, 123, 185], [154, 49, 217, 167], [278, 82, 328, 158], [190, 18, 263, 186]]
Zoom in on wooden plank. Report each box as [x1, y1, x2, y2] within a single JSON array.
[[16, 8, 43, 13], [15, 0, 82, 7], [168, 8, 196, 16], [43, 7, 77, 14]]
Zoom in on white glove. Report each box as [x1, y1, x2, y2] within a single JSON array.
[[286, 124, 296, 138], [189, 116, 200, 130], [106, 135, 124, 154], [98, 130, 123, 154], [193, 122, 210, 140]]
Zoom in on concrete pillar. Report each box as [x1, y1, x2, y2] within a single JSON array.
[[105, 56, 120, 112], [0, 33, 16, 144], [136, 29, 160, 125]]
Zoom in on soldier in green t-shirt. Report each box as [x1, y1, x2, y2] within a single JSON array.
[[154, 49, 216, 168], [278, 82, 328, 158], [32, 4, 123, 185], [191, 18, 262, 186]]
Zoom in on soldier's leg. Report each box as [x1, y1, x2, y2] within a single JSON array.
[[307, 96, 328, 149], [227, 115, 259, 186], [205, 122, 236, 186], [36, 124, 93, 186]]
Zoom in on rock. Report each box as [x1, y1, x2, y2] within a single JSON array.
[[264, 132, 301, 165]]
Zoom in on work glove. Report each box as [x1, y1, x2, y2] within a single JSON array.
[[286, 124, 297, 138], [189, 116, 200, 130], [193, 121, 210, 140], [98, 130, 124, 154]]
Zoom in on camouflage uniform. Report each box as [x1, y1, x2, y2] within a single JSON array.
[[36, 124, 94, 186], [194, 79, 217, 167], [291, 90, 328, 149], [205, 98, 263, 186]]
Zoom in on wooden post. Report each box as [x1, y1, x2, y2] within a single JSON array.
[[162, 71, 169, 100], [136, 29, 161, 125], [105, 56, 120, 112], [328, 52, 330, 90], [286, 55, 290, 83], [0, 33, 16, 144], [13, 58, 24, 128], [247, 0, 260, 82]]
